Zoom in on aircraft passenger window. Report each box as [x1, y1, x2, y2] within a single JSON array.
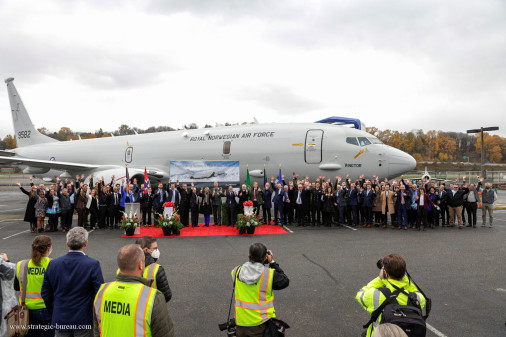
[[358, 137, 371, 146], [368, 137, 383, 144], [346, 137, 359, 146], [223, 141, 231, 155]]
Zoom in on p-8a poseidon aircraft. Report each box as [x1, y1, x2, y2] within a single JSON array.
[[0, 78, 416, 184]]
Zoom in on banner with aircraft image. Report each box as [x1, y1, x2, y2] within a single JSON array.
[[169, 161, 240, 187]]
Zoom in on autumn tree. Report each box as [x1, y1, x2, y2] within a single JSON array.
[[2, 135, 16, 149]]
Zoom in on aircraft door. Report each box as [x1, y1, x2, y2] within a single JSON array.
[[305, 130, 323, 164], [125, 146, 133, 163]]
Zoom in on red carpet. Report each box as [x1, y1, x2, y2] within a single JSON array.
[[121, 223, 288, 238]]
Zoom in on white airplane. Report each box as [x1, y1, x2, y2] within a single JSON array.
[[0, 78, 416, 184]]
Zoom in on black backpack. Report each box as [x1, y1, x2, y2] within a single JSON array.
[[363, 285, 427, 337]]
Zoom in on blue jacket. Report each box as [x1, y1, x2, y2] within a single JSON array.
[[262, 188, 273, 209], [335, 188, 347, 205], [41, 252, 104, 328], [152, 188, 167, 209], [120, 186, 140, 206], [348, 187, 359, 206], [272, 187, 287, 205], [361, 189, 376, 208], [166, 188, 180, 208]]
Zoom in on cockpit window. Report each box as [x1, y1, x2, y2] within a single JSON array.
[[346, 137, 359, 146], [358, 137, 371, 146], [368, 137, 383, 144]]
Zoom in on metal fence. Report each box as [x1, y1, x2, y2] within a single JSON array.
[[403, 170, 506, 185]]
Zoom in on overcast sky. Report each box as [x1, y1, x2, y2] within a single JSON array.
[[0, 0, 505, 138]]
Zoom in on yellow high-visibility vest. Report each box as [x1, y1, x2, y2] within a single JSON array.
[[94, 281, 157, 337], [232, 265, 275, 327], [16, 257, 51, 310], [116, 264, 160, 289]]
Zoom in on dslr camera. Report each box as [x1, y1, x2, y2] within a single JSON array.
[[218, 318, 236, 336]]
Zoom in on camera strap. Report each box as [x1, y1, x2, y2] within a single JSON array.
[[406, 271, 431, 319], [227, 266, 241, 322]]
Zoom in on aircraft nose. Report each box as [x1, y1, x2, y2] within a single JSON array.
[[389, 148, 417, 176]]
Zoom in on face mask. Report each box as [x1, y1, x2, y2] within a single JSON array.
[[151, 249, 160, 261]]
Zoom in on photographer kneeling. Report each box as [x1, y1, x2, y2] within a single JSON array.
[[230, 243, 289, 337], [356, 254, 428, 337]]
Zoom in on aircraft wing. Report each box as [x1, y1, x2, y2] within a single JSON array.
[[0, 156, 100, 171]]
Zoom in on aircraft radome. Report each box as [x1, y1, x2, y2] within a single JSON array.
[[0, 78, 416, 185]]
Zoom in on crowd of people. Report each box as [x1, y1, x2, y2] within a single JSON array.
[[1, 230, 427, 337], [0, 228, 174, 337], [17, 173, 498, 233]]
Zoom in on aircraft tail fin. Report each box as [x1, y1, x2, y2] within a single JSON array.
[[5, 78, 57, 148]]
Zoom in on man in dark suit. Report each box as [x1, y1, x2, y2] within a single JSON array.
[[437, 184, 448, 226], [334, 183, 347, 226], [395, 184, 411, 229], [225, 186, 237, 226], [310, 183, 322, 226], [152, 182, 167, 223], [262, 183, 273, 225], [272, 183, 286, 226], [361, 183, 376, 227], [348, 183, 360, 226], [176, 181, 190, 227], [42, 227, 104, 337], [166, 182, 180, 209], [286, 181, 297, 225], [211, 182, 224, 226], [238, 184, 249, 214]]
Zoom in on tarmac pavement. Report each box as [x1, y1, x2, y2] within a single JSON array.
[[1, 191, 505, 337]]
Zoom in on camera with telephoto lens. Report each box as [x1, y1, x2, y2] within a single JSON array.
[[218, 318, 236, 336]]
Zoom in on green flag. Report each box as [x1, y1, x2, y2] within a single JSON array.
[[245, 165, 252, 190]]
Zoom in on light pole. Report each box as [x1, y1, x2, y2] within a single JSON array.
[[466, 126, 499, 179]]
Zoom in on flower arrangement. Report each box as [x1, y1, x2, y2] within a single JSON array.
[[120, 210, 140, 229], [156, 211, 184, 230], [236, 213, 261, 229], [163, 202, 175, 207], [243, 200, 253, 207]]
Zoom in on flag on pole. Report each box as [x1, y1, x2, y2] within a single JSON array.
[[245, 165, 252, 190], [144, 167, 150, 194], [263, 164, 267, 187], [278, 165, 282, 185]]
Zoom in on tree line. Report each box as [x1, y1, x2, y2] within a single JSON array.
[[1, 124, 505, 163]]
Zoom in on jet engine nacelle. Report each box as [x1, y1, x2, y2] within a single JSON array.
[[23, 166, 50, 174]]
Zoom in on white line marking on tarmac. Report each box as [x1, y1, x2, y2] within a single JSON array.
[[343, 225, 357, 231], [426, 323, 448, 337], [282, 226, 293, 233], [0, 208, 24, 213], [0, 219, 23, 223], [3, 230, 30, 240], [88, 229, 95, 234]]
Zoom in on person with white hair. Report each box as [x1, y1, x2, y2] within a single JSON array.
[[42, 227, 104, 337], [371, 323, 408, 337]]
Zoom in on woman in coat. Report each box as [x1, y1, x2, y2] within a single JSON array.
[[372, 185, 383, 226], [198, 187, 213, 227], [34, 190, 48, 233], [45, 189, 60, 232], [381, 185, 396, 229], [16, 182, 38, 232], [322, 187, 335, 227]]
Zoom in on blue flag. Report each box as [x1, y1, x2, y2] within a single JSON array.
[[278, 166, 282, 185]]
